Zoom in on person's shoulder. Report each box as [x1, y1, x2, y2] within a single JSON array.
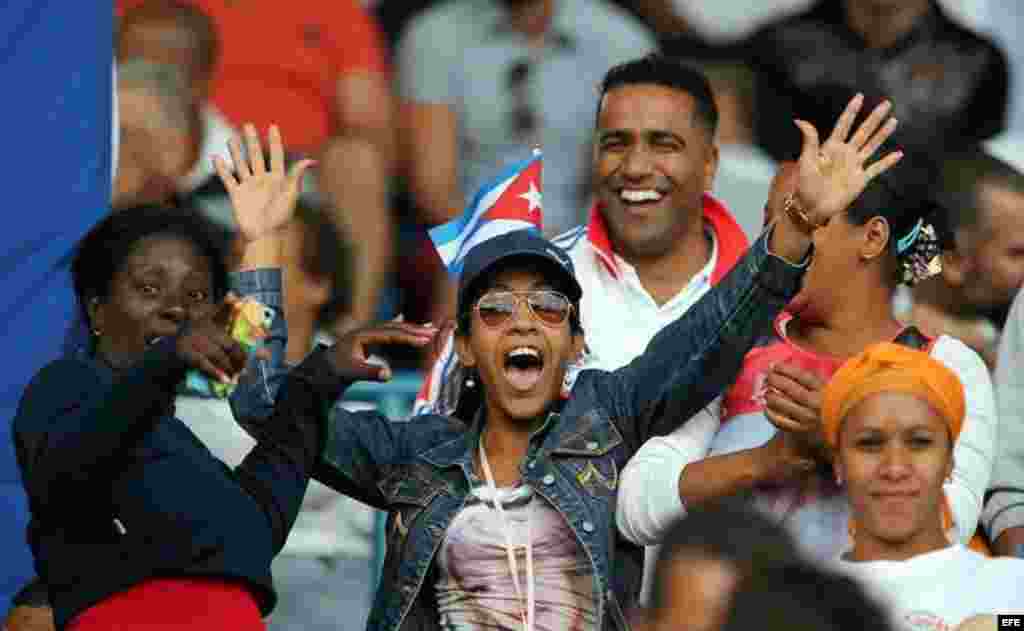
[[403, 0, 476, 39], [568, 0, 655, 55], [750, 1, 829, 42], [26, 357, 99, 390], [580, 0, 655, 46], [14, 358, 101, 428], [397, 0, 472, 61], [934, 7, 1006, 60], [930, 335, 989, 381]]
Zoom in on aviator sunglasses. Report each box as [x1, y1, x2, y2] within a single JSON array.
[[474, 290, 573, 328]]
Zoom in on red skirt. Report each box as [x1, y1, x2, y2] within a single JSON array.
[[68, 577, 265, 631]]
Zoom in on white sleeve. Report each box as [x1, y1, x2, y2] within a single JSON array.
[[616, 398, 721, 546], [931, 336, 997, 543], [983, 289, 1024, 540]]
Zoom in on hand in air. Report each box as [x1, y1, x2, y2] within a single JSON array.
[[214, 124, 315, 243], [793, 94, 903, 225]]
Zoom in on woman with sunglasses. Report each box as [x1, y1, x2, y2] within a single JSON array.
[[825, 344, 1024, 627], [236, 96, 899, 631]]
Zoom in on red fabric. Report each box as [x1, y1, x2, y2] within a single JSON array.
[[721, 313, 936, 423], [584, 193, 750, 282], [68, 578, 265, 631], [116, 0, 389, 152]]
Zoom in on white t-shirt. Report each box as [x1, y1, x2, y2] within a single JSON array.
[[436, 480, 596, 631], [835, 545, 1024, 631]]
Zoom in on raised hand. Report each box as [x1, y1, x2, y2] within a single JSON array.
[[214, 124, 315, 244], [793, 94, 903, 225], [328, 322, 439, 382]]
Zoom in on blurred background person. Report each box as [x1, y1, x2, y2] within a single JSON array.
[[720, 564, 894, 631], [396, 0, 655, 238], [118, 0, 396, 338], [116, 1, 236, 222], [825, 344, 1024, 625], [681, 52, 776, 242], [904, 150, 1024, 368], [982, 287, 1024, 557], [633, 501, 803, 631], [748, 0, 1009, 162], [112, 60, 198, 210]]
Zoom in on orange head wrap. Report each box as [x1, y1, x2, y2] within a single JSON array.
[[822, 342, 965, 449], [821, 342, 966, 542]]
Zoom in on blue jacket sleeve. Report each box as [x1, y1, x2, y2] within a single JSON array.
[[228, 268, 288, 424], [237, 346, 436, 512], [602, 229, 808, 450]]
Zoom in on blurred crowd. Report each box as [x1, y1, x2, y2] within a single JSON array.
[[4, 0, 1024, 630]]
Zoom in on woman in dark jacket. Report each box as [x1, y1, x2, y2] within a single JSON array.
[[12, 125, 320, 630]]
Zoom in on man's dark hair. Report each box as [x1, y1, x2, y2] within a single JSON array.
[[723, 564, 894, 631], [597, 54, 719, 135], [71, 205, 231, 329], [650, 499, 801, 611], [939, 148, 1024, 243], [119, 0, 219, 80]]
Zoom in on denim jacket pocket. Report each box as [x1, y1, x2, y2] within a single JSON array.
[[550, 409, 624, 457], [377, 464, 445, 543]]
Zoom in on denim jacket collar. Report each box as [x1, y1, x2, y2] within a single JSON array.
[[418, 401, 568, 471]]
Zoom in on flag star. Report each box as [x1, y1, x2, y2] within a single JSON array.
[[519, 181, 542, 214]]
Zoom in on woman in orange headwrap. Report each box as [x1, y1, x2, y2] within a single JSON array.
[[827, 344, 1024, 627], [823, 342, 964, 556]]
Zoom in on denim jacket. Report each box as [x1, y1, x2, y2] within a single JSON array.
[[240, 233, 807, 631]]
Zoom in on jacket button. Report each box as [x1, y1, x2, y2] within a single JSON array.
[[586, 441, 598, 450], [527, 460, 536, 469], [542, 474, 555, 485], [582, 521, 595, 533]]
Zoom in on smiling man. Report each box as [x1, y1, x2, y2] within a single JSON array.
[[415, 55, 751, 414]]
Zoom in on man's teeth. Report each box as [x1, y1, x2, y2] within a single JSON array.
[[620, 189, 663, 203], [508, 347, 540, 359]]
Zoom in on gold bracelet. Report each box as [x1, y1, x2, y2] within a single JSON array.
[[783, 194, 820, 235]]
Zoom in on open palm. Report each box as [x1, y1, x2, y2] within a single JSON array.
[[214, 124, 315, 243], [794, 94, 903, 224]]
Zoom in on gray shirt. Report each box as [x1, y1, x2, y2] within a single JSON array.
[[397, 0, 655, 235]]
